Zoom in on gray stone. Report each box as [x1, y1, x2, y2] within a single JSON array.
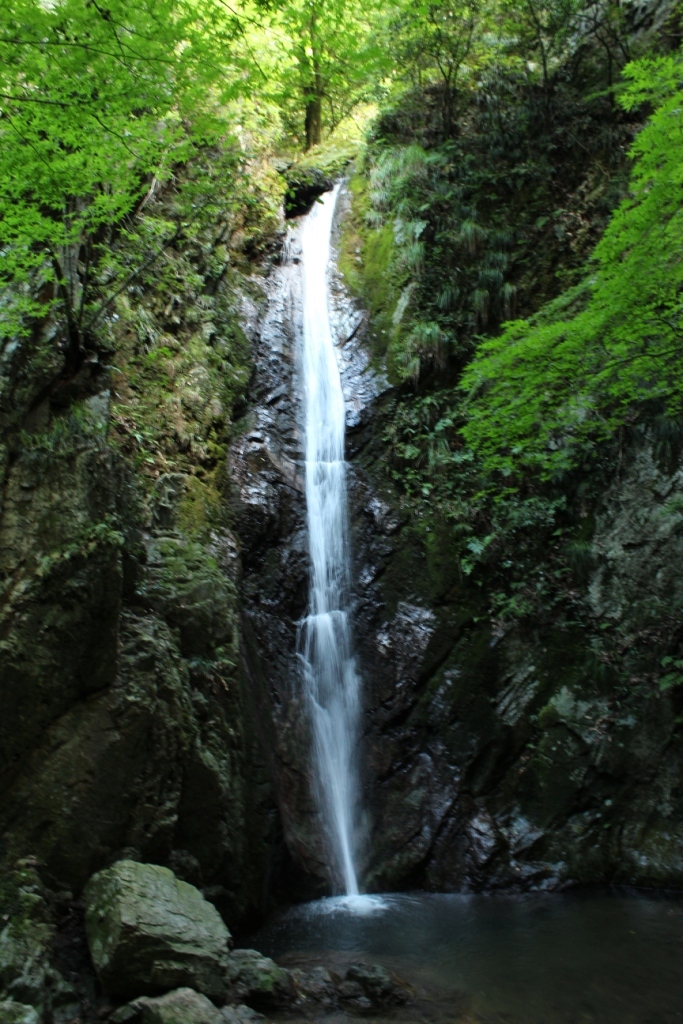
[[113, 990, 268, 1024], [292, 966, 336, 1007], [84, 861, 231, 1001], [217, 1006, 265, 1024], [0, 1003, 40, 1024], [223, 950, 292, 1010], [337, 980, 373, 1016], [344, 963, 407, 1007], [136, 988, 219, 1024], [110, 1008, 140, 1024], [0, 881, 53, 1008]]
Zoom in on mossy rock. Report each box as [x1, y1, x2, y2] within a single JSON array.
[[139, 534, 236, 659], [282, 141, 359, 216], [223, 950, 293, 1010], [0, 446, 124, 776], [0, 879, 52, 1008], [84, 861, 231, 1002]]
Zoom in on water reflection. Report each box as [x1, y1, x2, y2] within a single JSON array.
[[248, 891, 683, 1023]]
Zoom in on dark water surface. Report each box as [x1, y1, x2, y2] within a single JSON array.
[[248, 891, 683, 1024]]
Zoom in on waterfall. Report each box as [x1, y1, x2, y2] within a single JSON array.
[[299, 184, 361, 896]]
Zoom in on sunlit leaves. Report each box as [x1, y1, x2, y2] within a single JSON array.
[[238, 0, 387, 148], [459, 53, 683, 480], [0, 0, 244, 337]]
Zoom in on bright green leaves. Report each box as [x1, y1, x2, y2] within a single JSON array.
[[460, 51, 683, 481], [0, 0, 244, 338], [240, 0, 387, 150]]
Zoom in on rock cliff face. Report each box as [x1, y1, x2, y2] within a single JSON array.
[[2, 166, 683, 985], [233, 187, 683, 896], [350, 416, 683, 892], [0, 393, 272, 918], [0, 228, 277, 932]]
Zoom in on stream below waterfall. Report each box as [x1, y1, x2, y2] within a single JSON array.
[[246, 891, 683, 1024]]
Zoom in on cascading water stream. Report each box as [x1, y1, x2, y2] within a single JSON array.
[[299, 184, 361, 897]]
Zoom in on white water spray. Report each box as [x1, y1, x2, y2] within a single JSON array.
[[299, 185, 361, 897]]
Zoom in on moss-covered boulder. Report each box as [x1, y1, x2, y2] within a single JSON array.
[[280, 141, 359, 216], [84, 861, 231, 1001]]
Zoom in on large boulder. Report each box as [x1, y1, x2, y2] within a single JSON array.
[[84, 861, 231, 1001]]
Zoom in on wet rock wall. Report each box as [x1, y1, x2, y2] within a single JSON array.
[[235, 187, 683, 896]]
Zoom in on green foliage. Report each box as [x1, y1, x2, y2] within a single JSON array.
[[345, 30, 654, 619], [347, 59, 630, 381], [242, 0, 387, 149], [19, 401, 108, 455], [35, 516, 125, 579], [0, 0, 244, 339], [103, 148, 263, 493], [386, 0, 483, 132], [460, 53, 683, 480], [337, 169, 402, 364], [659, 655, 683, 692]]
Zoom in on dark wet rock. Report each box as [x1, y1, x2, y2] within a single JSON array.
[[344, 963, 408, 1008], [280, 146, 359, 218], [84, 861, 231, 1001], [283, 166, 335, 217], [350, 405, 683, 892], [337, 983, 373, 1016], [218, 1005, 265, 1024], [138, 530, 237, 659], [291, 966, 337, 1009], [223, 950, 293, 1010], [0, 405, 274, 922], [230, 189, 389, 892], [0, 444, 123, 778]]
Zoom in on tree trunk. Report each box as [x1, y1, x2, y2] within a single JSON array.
[[305, 94, 322, 149], [303, 7, 323, 151]]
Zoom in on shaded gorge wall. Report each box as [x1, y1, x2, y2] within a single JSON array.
[[234, 183, 683, 896]]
